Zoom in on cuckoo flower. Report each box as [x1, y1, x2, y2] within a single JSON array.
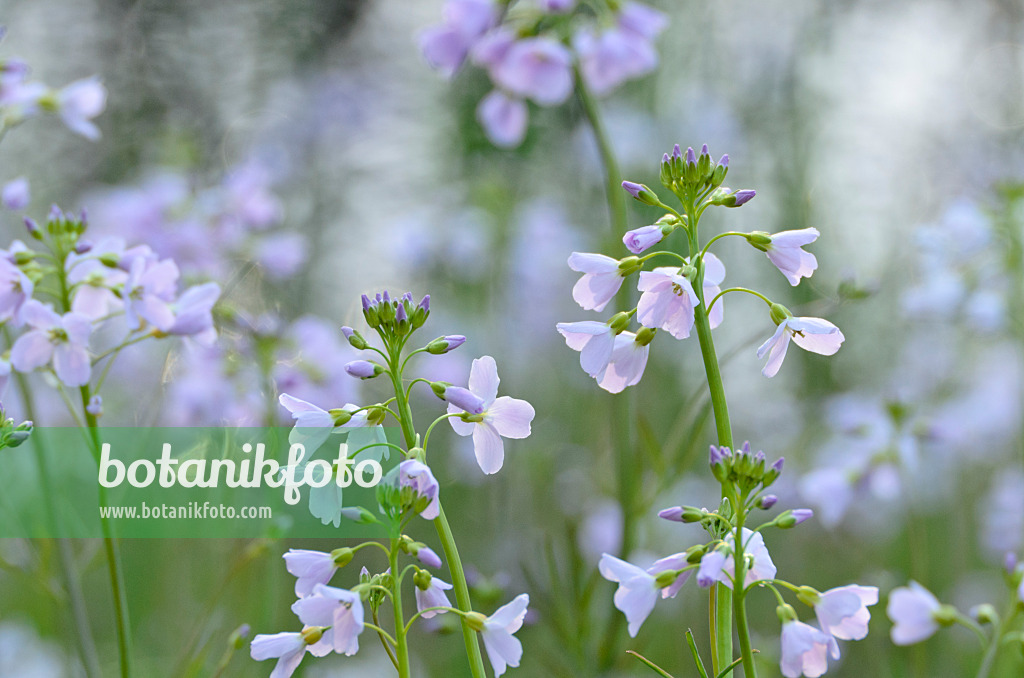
[[279, 394, 368, 450], [568, 252, 627, 312], [2, 177, 29, 210], [476, 90, 529, 148], [764, 228, 820, 286], [447, 355, 535, 474], [598, 552, 690, 637], [56, 77, 107, 140], [399, 459, 440, 519], [596, 330, 651, 394], [282, 549, 353, 598], [758, 313, 844, 378], [0, 257, 33, 323], [418, 0, 499, 78], [555, 321, 616, 378], [291, 584, 364, 656], [636, 267, 700, 339], [415, 576, 454, 619], [780, 619, 838, 678], [10, 300, 92, 386], [887, 581, 941, 645], [812, 585, 878, 641], [123, 256, 180, 331], [250, 627, 333, 678], [166, 282, 220, 344], [479, 594, 530, 677], [491, 37, 573, 106], [720, 528, 777, 589]]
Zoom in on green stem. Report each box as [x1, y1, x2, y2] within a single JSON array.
[[434, 506, 488, 678], [389, 540, 411, 678], [975, 598, 1020, 678], [708, 287, 773, 315], [730, 494, 757, 678], [575, 71, 628, 236], [686, 206, 736, 675]]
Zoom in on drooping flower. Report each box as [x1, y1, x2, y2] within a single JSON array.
[[447, 356, 535, 474], [291, 584, 364, 656], [555, 320, 615, 377], [887, 581, 941, 645], [568, 252, 629, 312], [250, 627, 332, 678], [415, 575, 454, 619], [165, 282, 220, 344], [479, 594, 530, 677], [719, 528, 777, 589], [696, 550, 727, 588], [123, 256, 180, 331], [780, 619, 839, 678], [0, 256, 33, 323], [813, 585, 878, 641], [763, 228, 820, 285], [596, 331, 651, 394], [418, 0, 499, 78], [598, 552, 690, 637], [10, 300, 92, 386], [279, 394, 368, 450], [399, 459, 440, 519], [476, 90, 529, 148], [622, 224, 665, 254], [55, 77, 107, 140], [491, 37, 573, 106], [758, 314, 844, 378], [573, 2, 666, 97], [283, 548, 354, 598]]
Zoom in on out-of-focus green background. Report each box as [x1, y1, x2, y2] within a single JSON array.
[[1, 0, 1024, 676]]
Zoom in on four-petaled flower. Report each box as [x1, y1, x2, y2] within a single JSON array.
[[887, 581, 941, 646], [415, 575, 454, 619], [447, 355, 535, 474], [10, 300, 92, 386], [283, 549, 340, 598], [598, 552, 690, 637], [555, 320, 615, 378], [758, 316, 844, 378], [813, 585, 878, 641], [720, 528, 777, 589], [250, 627, 332, 678], [479, 594, 530, 677], [568, 252, 626, 312], [399, 459, 441, 519], [596, 330, 651, 394], [291, 584, 365, 656], [780, 619, 839, 678], [765, 228, 820, 286]]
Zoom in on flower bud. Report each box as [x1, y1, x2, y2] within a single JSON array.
[[339, 506, 378, 524], [416, 546, 442, 569], [426, 335, 466, 354], [763, 457, 785, 487], [775, 508, 813, 529], [769, 303, 792, 326], [366, 406, 387, 426], [341, 326, 368, 350], [444, 386, 486, 414], [413, 294, 430, 328], [74, 240, 93, 254], [972, 604, 998, 626], [710, 445, 730, 483], [757, 494, 778, 510], [86, 395, 103, 418], [345, 360, 383, 379], [621, 180, 661, 207], [24, 217, 42, 240], [776, 603, 798, 623], [657, 506, 685, 522], [622, 224, 666, 254]]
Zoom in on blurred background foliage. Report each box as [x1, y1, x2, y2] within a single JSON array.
[[1, 0, 1024, 675]]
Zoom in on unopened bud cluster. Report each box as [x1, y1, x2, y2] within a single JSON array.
[[361, 291, 430, 338]]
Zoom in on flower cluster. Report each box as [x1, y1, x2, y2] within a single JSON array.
[[558, 144, 843, 393], [418, 0, 667, 147], [602, 442, 877, 677], [258, 291, 534, 676]]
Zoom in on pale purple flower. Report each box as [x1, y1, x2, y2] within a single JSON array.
[[480, 594, 529, 677], [720, 528, 777, 589], [569, 252, 625, 311], [86, 395, 103, 417], [0, 257, 33, 323], [66, 256, 127, 321], [250, 629, 332, 678], [598, 552, 690, 637], [492, 37, 573, 106], [279, 394, 368, 450], [618, 2, 669, 40], [255, 232, 308, 279], [416, 576, 454, 619], [2, 177, 29, 210], [573, 26, 657, 97], [444, 385, 486, 414], [166, 282, 220, 345], [344, 360, 379, 379], [622, 224, 664, 254], [448, 356, 534, 474], [476, 90, 528, 148], [419, 0, 499, 78], [799, 467, 854, 528], [417, 546, 442, 569], [732, 189, 756, 206], [283, 549, 339, 597], [556, 321, 615, 377], [699, 253, 726, 328], [765, 228, 820, 286], [291, 584, 364, 656], [887, 581, 941, 645], [10, 300, 92, 386], [56, 77, 106, 140], [399, 459, 440, 519], [636, 267, 700, 339], [596, 331, 650, 394], [758, 316, 844, 378], [780, 619, 839, 678], [814, 585, 878, 641], [538, 0, 576, 12], [123, 257, 179, 331], [697, 550, 726, 588]]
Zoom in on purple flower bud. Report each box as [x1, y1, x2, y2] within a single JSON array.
[[48, 204, 64, 222], [345, 360, 380, 379], [74, 240, 93, 254], [361, 294, 371, 310], [419, 294, 430, 312], [417, 546, 442, 569], [445, 386, 486, 414], [732, 189, 756, 207], [402, 292, 413, 302], [709, 445, 730, 465], [718, 154, 729, 168], [621, 180, 645, 199], [1005, 552, 1018, 574], [375, 293, 383, 303], [757, 494, 778, 510], [791, 509, 813, 525], [442, 335, 465, 350], [662, 153, 670, 165], [396, 303, 407, 322], [23, 217, 39, 237], [2, 177, 30, 211], [382, 290, 391, 304], [685, 147, 697, 165], [341, 326, 355, 340], [672, 144, 681, 159], [622, 224, 665, 254], [700, 143, 709, 157], [753, 450, 765, 464], [79, 207, 88, 227], [771, 457, 785, 473], [739, 441, 751, 456], [658, 506, 685, 522]]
